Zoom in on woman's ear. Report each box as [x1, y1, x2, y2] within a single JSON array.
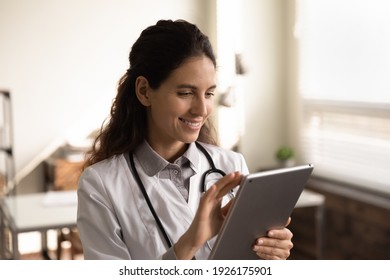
[[135, 76, 151, 106]]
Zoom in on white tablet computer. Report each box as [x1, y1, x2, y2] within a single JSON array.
[[208, 164, 314, 260]]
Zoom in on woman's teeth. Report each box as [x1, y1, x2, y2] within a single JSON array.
[[179, 118, 201, 127]]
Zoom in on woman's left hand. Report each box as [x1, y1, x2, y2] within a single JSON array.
[[252, 217, 294, 260]]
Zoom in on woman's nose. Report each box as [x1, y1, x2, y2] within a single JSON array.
[[191, 96, 209, 116]]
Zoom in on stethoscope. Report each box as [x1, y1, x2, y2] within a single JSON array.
[[128, 142, 233, 248]]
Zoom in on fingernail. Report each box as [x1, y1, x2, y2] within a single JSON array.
[[257, 239, 263, 245]]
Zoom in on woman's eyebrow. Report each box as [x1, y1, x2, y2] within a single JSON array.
[[177, 84, 217, 90]]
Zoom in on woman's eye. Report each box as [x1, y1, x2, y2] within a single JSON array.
[[177, 91, 215, 98], [206, 92, 215, 98], [177, 91, 193, 97]]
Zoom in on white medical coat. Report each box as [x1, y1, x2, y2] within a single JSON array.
[[77, 142, 249, 259]]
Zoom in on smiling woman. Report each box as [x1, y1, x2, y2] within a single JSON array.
[[77, 19, 294, 260]]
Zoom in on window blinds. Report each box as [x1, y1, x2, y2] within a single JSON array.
[[297, 0, 390, 195], [301, 100, 390, 195]]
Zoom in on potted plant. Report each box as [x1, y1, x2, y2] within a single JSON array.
[[276, 146, 295, 167]]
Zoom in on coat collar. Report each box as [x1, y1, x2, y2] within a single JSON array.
[[134, 140, 200, 176]]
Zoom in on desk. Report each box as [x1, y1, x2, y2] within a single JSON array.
[[295, 189, 325, 259], [0, 191, 77, 259], [1, 189, 324, 260]]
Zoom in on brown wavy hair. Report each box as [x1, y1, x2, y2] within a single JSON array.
[[85, 19, 218, 168]]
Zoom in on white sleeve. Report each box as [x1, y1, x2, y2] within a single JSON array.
[[238, 152, 250, 175], [77, 167, 132, 260]]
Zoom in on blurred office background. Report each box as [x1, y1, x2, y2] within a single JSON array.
[[0, 0, 389, 259]]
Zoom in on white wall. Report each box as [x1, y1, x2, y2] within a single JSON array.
[[238, 0, 288, 171], [0, 0, 214, 185], [214, 0, 287, 172], [0, 0, 288, 190]]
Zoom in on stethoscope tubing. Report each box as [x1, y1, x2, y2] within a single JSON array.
[[129, 152, 173, 248], [128, 142, 230, 249]]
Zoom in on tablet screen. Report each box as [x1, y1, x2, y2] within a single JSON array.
[[208, 164, 314, 260]]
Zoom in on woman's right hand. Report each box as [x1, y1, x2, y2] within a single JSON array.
[[173, 171, 243, 259]]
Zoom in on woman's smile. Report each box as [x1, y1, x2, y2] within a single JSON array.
[[179, 117, 203, 129]]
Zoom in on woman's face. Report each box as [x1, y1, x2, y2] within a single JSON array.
[[144, 55, 216, 152]]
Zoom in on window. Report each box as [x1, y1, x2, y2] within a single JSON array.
[[296, 0, 390, 195]]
